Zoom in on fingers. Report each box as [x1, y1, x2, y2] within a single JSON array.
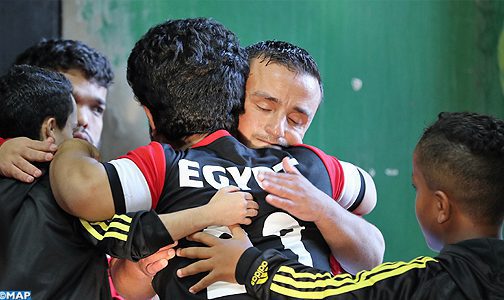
[[188, 273, 219, 294], [177, 258, 212, 278], [219, 185, 240, 193], [242, 191, 253, 200], [260, 176, 297, 198], [240, 218, 252, 225], [282, 157, 301, 174], [0, 164, 36, 183], [228, 225, 246, 239], [265, 194, 294, 211], [26, 137, 58, 152], [176, 246, 212, 260], [159, 240, 178, 250], [144, 247, 176, 276], [145, 259, 169, 276], [12, 158, 43, 178], [186, 231, 219, 247], [246, 199, 259, 210]]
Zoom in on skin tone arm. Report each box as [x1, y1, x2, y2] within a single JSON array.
[[0, 137, 57, 183], [50, 139, 259, 230], [110, 186, 259, 299], [257, 158, 384, 274]]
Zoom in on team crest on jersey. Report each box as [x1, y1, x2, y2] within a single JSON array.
[[251, 261, 269, 286]]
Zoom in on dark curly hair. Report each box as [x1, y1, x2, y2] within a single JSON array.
[[0, 65, 74, 140], [127, 18, 248, 143], [15, 39, 114, 88], [246, 40, 322, 96], [416, 112, 504, 225]]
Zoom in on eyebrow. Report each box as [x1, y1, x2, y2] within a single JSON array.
[[72, 91, 106, 106], [252, 91, 312, 117]]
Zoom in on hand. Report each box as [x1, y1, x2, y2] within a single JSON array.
[[176, 225, 253, 294], [205, 186, 259, 226], [137, 241, 178, 277], [258, 157, 331, 222], [0, 137, 57, 182]]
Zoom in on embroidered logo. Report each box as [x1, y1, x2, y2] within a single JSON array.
[[251, 261, 269, 286]]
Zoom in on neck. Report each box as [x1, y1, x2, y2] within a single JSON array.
[[444, 218, 503, 245], [179, 134, 208, 150], [159, 133, 208, 150]]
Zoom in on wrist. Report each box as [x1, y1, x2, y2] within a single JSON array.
[[198, 204, 216, 227]]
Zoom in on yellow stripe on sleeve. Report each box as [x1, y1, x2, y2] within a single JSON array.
[[81, 219, 130, 241], [270, 256, 437, 299]]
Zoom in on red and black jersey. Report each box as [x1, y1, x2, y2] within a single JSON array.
[[104, 130, 371, 299], [0, 164, 170, 299], [237, 238, 504, 300]]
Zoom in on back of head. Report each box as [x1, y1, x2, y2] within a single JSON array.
[[246, 40, 322, 95], [15, 39, 114, 88], [127, 17, 248, 142], [416, 112, 504, 226], [0, 65, 74, 140]]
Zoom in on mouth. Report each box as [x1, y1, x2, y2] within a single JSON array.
[[73, 131, 91, 143], [255, 138, 283, 150]]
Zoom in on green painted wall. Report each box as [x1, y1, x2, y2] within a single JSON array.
[[65, 0, 504, 262]]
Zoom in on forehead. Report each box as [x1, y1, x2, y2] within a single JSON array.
[[247, 58, 321, 111], [61, 69, 108, 104]]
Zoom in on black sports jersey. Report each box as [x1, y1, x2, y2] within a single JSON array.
[[105, 130, 373, 299], [237, 238, 504, 300], [0, 164, 170, 299]]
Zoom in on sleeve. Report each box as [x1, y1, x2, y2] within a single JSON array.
[[299, 144, 375, 215], [0, 137, 5, 146], [80, 210, 174, 261], [238, 248, 437, 300], [103, 142, 167, 214]]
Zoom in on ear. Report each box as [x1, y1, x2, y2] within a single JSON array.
[[434, 190, 451, 224], [39, 117, 57, 141], [143, 106, 156, 131]]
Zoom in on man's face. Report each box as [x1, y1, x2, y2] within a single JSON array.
[[412, 151, 443, 252], [62, 69, 108, 147], [238, 58, 321, 149]]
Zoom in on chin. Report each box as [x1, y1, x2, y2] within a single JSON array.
[[424, 234, 443, 252]]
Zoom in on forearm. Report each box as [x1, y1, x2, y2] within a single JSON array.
[[158, 205, 216, 241], [110, 258, 157, 300], [316, 204, 384, 274], [50, 139, 114, 221], [83, 210, 173, 261]]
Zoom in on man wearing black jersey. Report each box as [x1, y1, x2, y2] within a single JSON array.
[[0, 65, 174, 299], [50, 18, 380, 299], [177, 112, 504, 300]]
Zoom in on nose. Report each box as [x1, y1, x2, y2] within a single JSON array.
[[77, 105, 89, 129], [265, 117, 287, 139]]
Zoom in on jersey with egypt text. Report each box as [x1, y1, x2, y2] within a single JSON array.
[[104, 130, 368, 299]]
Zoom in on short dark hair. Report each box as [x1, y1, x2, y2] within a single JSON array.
[[246, 40, 322, 96], [0, 65, 74, 140], [416, 112, 504, 225], [127, 18, 248, 142], [15, 39, 114, 88]]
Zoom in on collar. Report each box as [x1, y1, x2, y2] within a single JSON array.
[[191, 130, 231, 148]]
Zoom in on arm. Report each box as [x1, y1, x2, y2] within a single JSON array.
[[52, 140, 259, 227], [258, 158, 384, 274], [0, 137, 57, 183], [177, 226, 436, 300], [157, 185, 258, 241], [109, 187, 259, 299], [50, 139, 115, 221], [82, 209, 176, 300]]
